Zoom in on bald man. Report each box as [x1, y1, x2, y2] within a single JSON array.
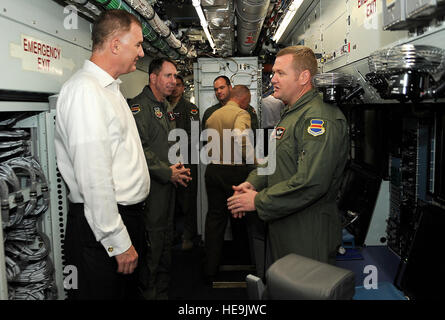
[[203, 85, 255, 282]]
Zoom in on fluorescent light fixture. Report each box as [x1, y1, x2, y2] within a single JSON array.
[[272, 0, 304, 43], [192, 0, 216, 53]]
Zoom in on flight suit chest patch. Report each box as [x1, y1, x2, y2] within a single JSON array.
[[154, 107, 163, 119], [275, 126, 286, 140], [307, 119, 325, 136], [190, 108, 199, 120], [167, 111, 175, 121]]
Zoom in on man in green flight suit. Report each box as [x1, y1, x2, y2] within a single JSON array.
[[228, 46, 349, 267], [129, 57, 191, 300], [168, 74, 200, 250], [202, 76, 259, 139]]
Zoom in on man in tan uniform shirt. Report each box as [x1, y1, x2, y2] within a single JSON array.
[[203, 85, 254, 282]]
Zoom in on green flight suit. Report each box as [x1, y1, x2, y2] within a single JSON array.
[[247, 89, 349, 266], [129, 86, 175, 300], [171, 97, 200, 242]]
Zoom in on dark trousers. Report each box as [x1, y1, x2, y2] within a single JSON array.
[[175, 164, 198, 241], [64, 202, 147, 300], [143, 180, 175, 300], [204, 164, 251, 276]]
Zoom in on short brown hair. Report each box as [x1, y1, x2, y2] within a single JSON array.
[[277, 46, 318, 77], [149, 57, 177, 76], [92, 9, 142, 51]]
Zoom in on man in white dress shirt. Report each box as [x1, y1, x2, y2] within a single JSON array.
[[54, 10, 150, 299]]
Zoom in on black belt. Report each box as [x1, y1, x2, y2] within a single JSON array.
[[68, 201, 145, 217], [118, 201, 145, 212]]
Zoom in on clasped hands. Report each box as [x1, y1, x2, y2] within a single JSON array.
[[170, 162, 192, 187], [227, 181, 257, 219]]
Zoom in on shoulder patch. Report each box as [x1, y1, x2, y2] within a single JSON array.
[[307, 119, 325, 136], [275, 126, 286, 140], [130, 104, 141, 115], [190, 108, 198, 115]]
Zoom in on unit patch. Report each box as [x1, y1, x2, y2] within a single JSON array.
[[275, 126, 286, 140], [190, 108, 198, 115], [154, 107, 163, 119], [130, 104, 140, 115], [307, 119, 325, 136], [167, 111, 176, 121]]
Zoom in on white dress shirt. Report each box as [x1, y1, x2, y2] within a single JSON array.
[[55, 60, 150, 257], [261, 95, 285, 128]]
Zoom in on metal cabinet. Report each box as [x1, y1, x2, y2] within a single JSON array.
[[0, 100, 67, 300]]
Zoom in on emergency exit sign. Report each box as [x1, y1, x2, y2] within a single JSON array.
[[358, 0, 377, 17], [10, 35, 74, 75]]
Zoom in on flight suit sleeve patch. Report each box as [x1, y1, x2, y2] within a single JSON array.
[[130, 104, 141, 115], [307, 119, 326, 136]]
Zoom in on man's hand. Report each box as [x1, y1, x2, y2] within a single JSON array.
[[232, 182, 255, 195], [115, 245, 138, 274], [227, 183, 257, 218], [170, 163, 191, 187]]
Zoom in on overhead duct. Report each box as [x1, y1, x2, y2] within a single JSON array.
[[235, 0, 270, 55]]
